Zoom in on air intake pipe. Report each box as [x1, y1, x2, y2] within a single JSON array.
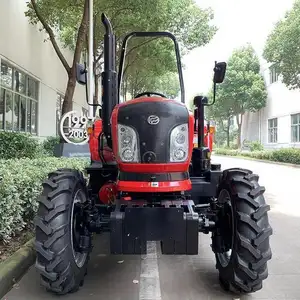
[[101, 13, 118, 148]]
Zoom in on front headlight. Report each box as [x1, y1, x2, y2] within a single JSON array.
[[170, 123, 189, 162], [118, 124, 139, 162]]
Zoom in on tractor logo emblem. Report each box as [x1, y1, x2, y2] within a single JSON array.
[[147, 115, 160, 125]]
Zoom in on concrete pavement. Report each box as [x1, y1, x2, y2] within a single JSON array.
[[3, 156, 300, 300]]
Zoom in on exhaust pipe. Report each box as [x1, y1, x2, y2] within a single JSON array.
[[101, 13, 117, 148]]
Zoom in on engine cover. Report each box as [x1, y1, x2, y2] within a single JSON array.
[[111, 97, 194, 176], [119, 100, 188, 162]]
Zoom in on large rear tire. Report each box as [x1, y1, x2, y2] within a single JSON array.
[[34, 169, 91, 295], [212, 168, 273, 294]]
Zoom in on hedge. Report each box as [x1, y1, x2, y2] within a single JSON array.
[[0, 131, 43, 159], [0, 157, 89, 242], [42, 136, 60, 156], [214, 148, 300, 165], [0, 132, 62, 159]]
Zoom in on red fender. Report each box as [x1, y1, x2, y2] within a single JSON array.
[[88, 119, 116, 163]]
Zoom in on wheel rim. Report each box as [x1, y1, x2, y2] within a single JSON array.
[[216, 189, 234, 268], [70, 189, 88, 268]]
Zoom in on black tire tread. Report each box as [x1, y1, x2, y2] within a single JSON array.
[[215, 168, 273, 294], [34, 169, 90, 295]]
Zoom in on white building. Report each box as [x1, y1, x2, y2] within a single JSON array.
[[241, 60, 300, 149], [0, 0, 88, 140]]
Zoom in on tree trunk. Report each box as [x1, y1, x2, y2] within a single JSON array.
[[31, 0, 89, 143], [236, 114, 243, 149], [237, 124, 242, 149], [60, 0, 89, 142], [226, 118, 230, 147], [124, 80, 127, 101], [59, 76, 76, 142], [31, 0, 88, 116], [94, 78, 98, 111], [62, 76, 76, 113]]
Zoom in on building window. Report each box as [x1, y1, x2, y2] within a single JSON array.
[[291, 113, 300, 143], [0, 61, 39, 134], [269, 64, 279, 84], [56, 93, 64, 136], [268, 118, 277, 143]]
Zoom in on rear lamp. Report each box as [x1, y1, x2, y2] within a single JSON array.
[[209, 126, 215, 134], [87, 127, 93, 135], [208, 120, 216, 134]]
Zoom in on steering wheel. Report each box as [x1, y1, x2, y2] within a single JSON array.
[[134, 91, 167, 99]]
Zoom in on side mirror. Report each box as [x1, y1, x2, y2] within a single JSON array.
[[76, 63, 87, 85], [213, 61, 227, 83]]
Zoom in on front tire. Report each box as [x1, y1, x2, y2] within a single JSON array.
[[212, 168, 273, 294], [34, 169, 91, 295]]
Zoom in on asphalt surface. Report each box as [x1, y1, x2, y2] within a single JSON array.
[[3, 156, 300, 300]]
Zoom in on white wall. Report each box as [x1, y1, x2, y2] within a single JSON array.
[[261, 65, 300, 148], [241, 60, 300, 149], [0, 0, 87, 138]]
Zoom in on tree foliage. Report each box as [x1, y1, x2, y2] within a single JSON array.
[[207, 45, 267, 148], [263, 0, 300, 89], [212, 121, 238, 148], [154, 72, 181, 99], [25, 0, 89, 120], [121, 37, 180, 98], [206, 89, 235, 147], [55, 0, 217, 58], [25, 0, 217, 115]]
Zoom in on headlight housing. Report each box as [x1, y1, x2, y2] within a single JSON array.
[[118, 124, 139, 162], [170, 123, 189, 162]]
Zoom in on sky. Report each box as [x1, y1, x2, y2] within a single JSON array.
[[182, 0, 296, 102]]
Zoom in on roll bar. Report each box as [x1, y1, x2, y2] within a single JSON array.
[[118, 31, 185, 103]]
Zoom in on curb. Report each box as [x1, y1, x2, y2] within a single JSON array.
[[0, 238, 35, 299], [214, 154, 300, 169]]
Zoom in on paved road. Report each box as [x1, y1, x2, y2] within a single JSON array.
[[3, 156, 300, 300]]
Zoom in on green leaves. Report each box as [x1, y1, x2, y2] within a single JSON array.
[[263, 0, 300, 89], [214, 44, 267, 117], [42, 136, 60, 156], [0, 132, 87, 242], [112, 0, 217, 97], [25, 0, 83, 37], [25, 0, 217, 100], [207, 45, 267, 147], [0, 132, 41, 159], [215, 147, 300, 165], [0, 157, 89, 242], [121, 37, 179, 97]]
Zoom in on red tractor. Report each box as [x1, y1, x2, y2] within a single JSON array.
[[34, 14, 272, 296]]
